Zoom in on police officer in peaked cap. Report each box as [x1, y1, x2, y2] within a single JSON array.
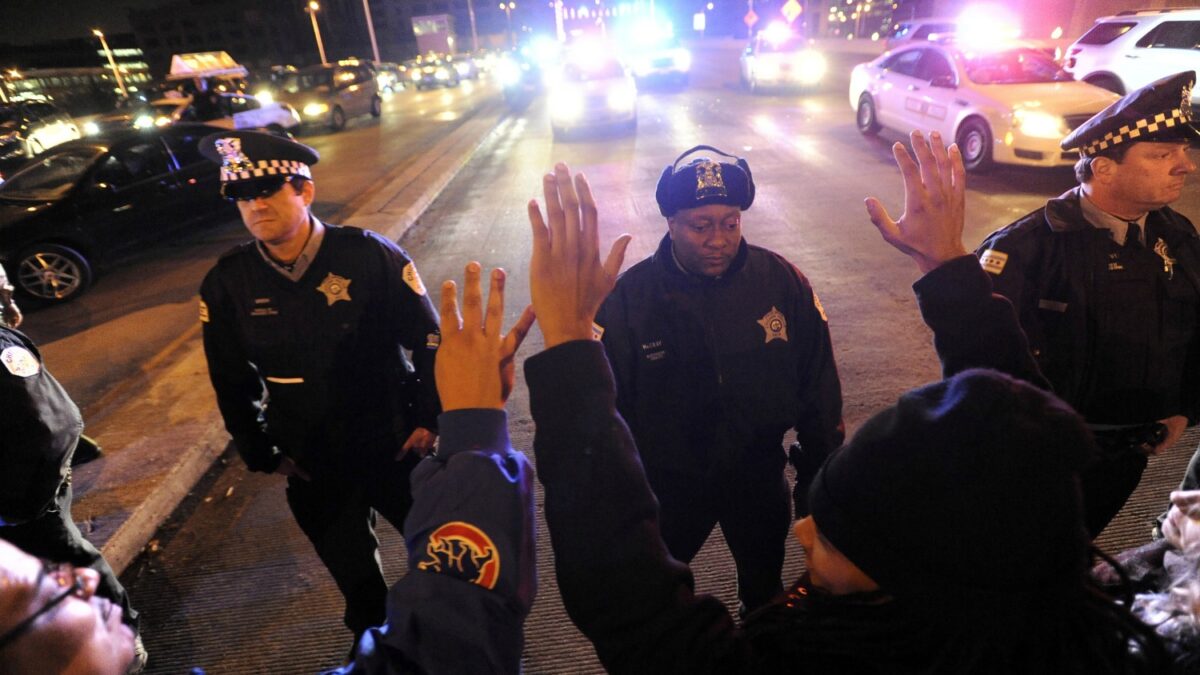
[[977, 71, 1200, 537], [197, 130, 442, 659], [593, 145, 845, 615]]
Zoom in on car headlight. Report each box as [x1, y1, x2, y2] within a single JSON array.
[[411, 70, 423, 81], [133, 115, 155, 128], [497, 60, 521, 87], [435, 67, 450, 80], [255, 90, 274, 105], [793, 50, 827, 85], [1013, 109, 1065, 139], [673, 48, 692, 72], [606, 85, 636, 111], [454, 62, 470, 76], [82, 121, 100, 136], [303, 102, 330, 117], [154, 116, 172, 127], [549, 88, 584, 121]]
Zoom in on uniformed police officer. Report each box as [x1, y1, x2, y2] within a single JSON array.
[[0, 262, 22, 328], [977, 71, 1200, 537], [594, 146, 845, 615], [0, 325, 146, 671], [197, 130, 441, 657]]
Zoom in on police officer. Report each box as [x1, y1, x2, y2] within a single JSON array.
[[0, 262, 21, 328], [198, 130, 441, 657], [977, 71, 1200, 537], [594, 146, 845, 615], [0, 325, 146, 671]]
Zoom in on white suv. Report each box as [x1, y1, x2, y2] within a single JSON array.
[[1064, 8, 1200, 101]]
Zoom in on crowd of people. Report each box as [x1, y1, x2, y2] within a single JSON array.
[[2, 69, 1199, 673]]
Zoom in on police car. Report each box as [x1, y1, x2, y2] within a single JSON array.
[[850, 40, 1119, 171]]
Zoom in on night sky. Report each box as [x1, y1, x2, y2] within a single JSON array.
[[9, 0, 167, 44]]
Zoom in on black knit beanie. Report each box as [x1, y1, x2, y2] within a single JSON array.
[[808, 369, 1093, 599]]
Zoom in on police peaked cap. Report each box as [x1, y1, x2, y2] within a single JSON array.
[[656, 145, 756, 218], [198, 129, 320, 183], [1061, 70, 1200, 156]]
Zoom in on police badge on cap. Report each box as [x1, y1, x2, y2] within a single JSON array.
[[198, 130, 320, 183], [656, 145, 756, 217], [1062, 71, 1200, 157]]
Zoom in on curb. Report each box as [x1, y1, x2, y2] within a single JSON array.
[[76, 97, 507, 574]]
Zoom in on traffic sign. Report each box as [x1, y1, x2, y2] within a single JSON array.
[[744, 9, 758, 27], [781, 0, 802, 24]]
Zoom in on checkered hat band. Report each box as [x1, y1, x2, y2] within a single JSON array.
[[1083, 107, 1187, 156], [220, 160, 312, 182]]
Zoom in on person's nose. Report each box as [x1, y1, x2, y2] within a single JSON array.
[[705, 230, 731, 250]]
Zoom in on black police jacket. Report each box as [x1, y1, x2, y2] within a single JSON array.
[[200, 224, 440, 476], [595, 235, 844, 475], [977, 187, 1200, 425], [527, 259, 1098, 674], [0, 327, 82, 525]]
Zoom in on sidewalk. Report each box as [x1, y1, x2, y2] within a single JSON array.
[[70, 99, 508, 575]]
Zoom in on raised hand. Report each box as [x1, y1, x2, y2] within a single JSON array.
[[865, 130, 969, 274], [528, 163, 632, 348], [435, 262, 536, 412]]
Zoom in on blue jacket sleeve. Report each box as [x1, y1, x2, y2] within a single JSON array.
[[332, 409, 536, 675]]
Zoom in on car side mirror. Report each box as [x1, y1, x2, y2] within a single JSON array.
[[930, 75, 956, 88]]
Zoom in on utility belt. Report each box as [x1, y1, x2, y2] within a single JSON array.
[[1087, 422, 1168, 458]]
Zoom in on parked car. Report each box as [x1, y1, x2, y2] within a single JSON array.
[[410, 57, 462, 90], [0, 124, 235, 303], [1063, 7, 1200, 100], [82, 93, 301, 136], [0, 101, 81, 169], [274, 61, 382, 131], [547, 56, 637, 139], [739, 24, 828, 93], [849, 41, 1120, 171], [374, 61, 405, 92]]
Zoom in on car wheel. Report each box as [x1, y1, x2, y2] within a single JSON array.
[[856, 95, 881, 135], [956, 118, 993, 172], [330, 106, 347, 131], [15, 244, 93, 303], [1085, 74, 1125, 96], [370, 96, 382, 118]]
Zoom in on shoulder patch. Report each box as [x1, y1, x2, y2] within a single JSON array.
[[811, 290, 828, 323], [199, 300, 210, 323], [979, 249, 1009, 276], [402, 262, 427, 296], [1, 346, 40, 377], [415, 521, 500, 590], [592, 321, 604, 340]]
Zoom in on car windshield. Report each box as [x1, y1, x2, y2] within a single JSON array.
[[279, 71, 332, 93], [962, 48, 1071, 84], [757, 36, 808, 53], [561, 60, 625, 81], [0, 147, 102, 200]]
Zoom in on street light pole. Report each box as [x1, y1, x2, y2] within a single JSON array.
[[306, 1, 328, 66], [500, 2, 516, 48], [466, 0, 480, 52], [361, 0, 381, 63], [92, 29, 128, 99]]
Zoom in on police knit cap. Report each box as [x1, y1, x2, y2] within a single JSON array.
[[808, 369, 1093, 599], [199, 129, 319, 183], [1061, 70, 1200, 156], [656, 145, 755, 217]]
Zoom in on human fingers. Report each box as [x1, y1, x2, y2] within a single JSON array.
[[440, 279, 462, 333], [528, 199, 550, 257], [864, 197, 903, 249], [891, 141, 921, 208], [929, 131, 952, 203], [603, 234, 633, 282], [462, 262, 484, 331], [948, 143, 966, 222], [485, 268, 506, 339], [555, 163, 581, 259], [501, 304, 536, 360], [909, 130, 940, 205], [543, 171, 565, 258], [576, 172, 599, 266]]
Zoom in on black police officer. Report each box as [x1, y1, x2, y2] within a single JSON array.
[[977, 71, 1200, 537], [594, 146, 845, 615], [197, 130, 441, 657]]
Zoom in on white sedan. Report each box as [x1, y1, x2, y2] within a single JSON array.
[[547, 57, 638, 139], [849, 41, 1120, 171]]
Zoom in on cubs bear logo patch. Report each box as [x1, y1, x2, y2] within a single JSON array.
[[416, 521, 500, 590]]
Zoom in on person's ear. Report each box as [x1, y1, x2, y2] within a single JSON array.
[[300, 178, 316, 206], [1092, 156, 1117, 182]]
